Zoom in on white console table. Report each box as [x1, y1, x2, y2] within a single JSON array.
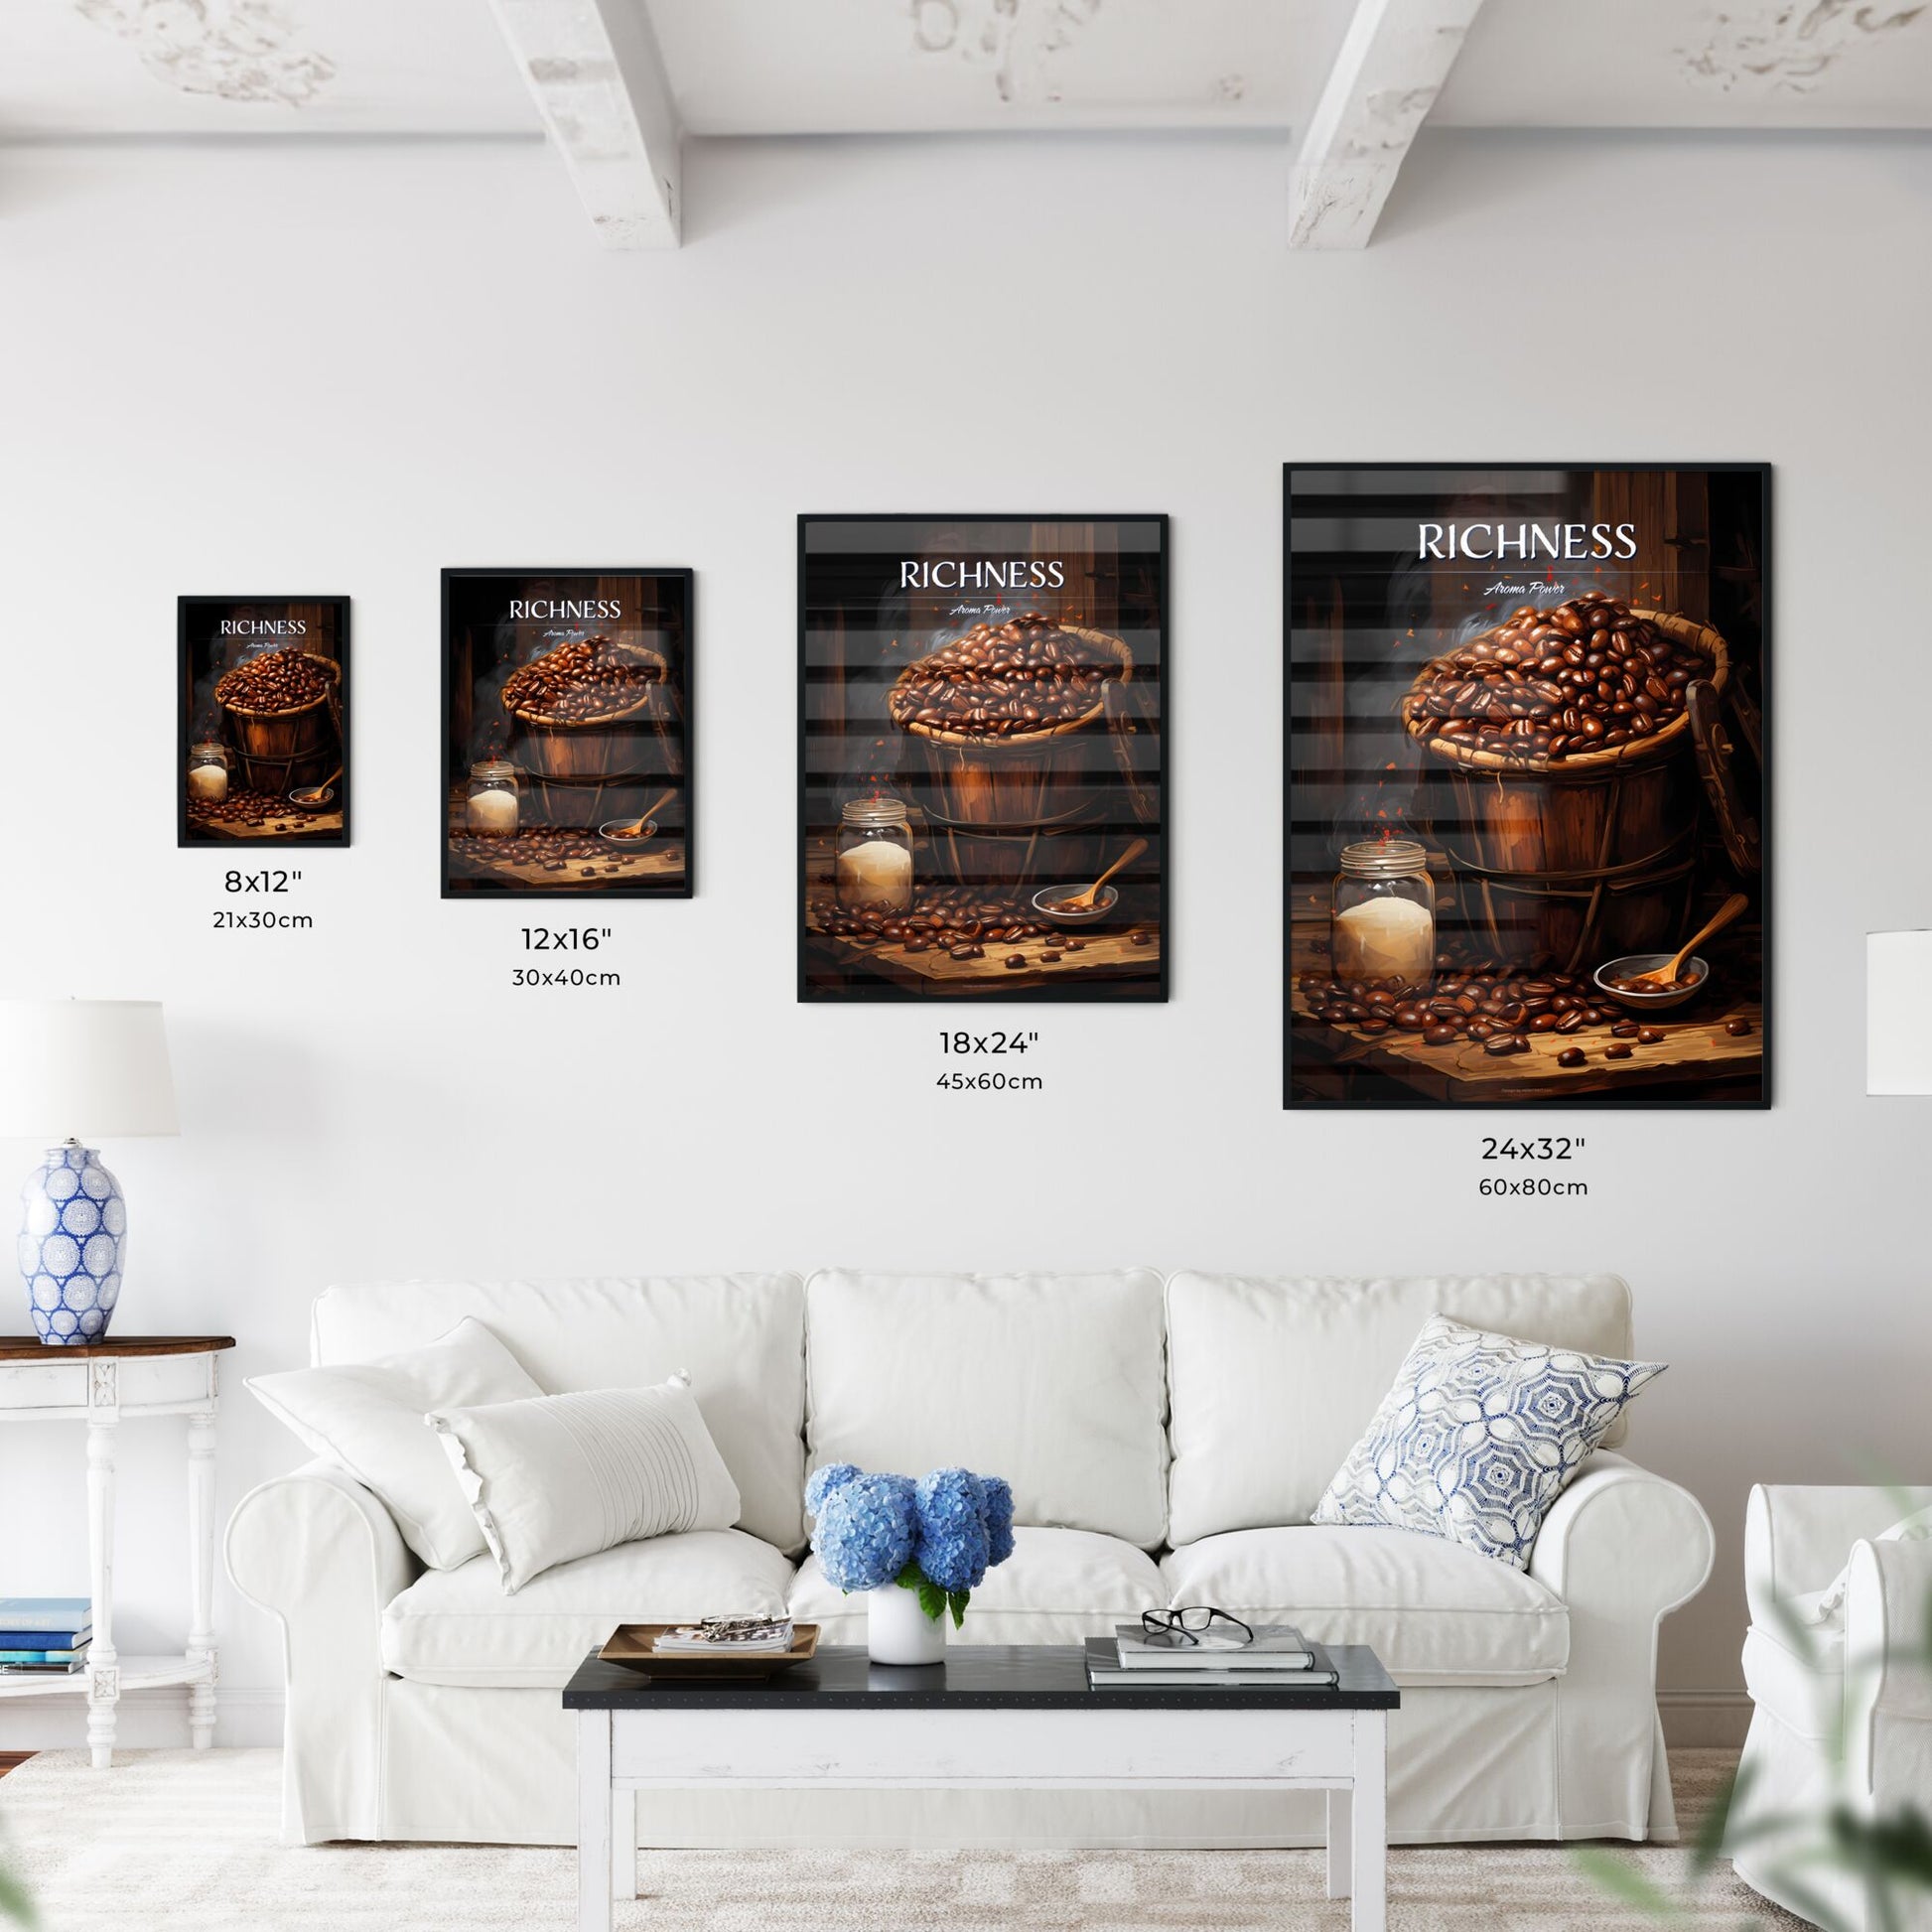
[[0, 1335, 234, 1768]]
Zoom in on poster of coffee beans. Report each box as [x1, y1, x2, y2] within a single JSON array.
[[799, 515, 1167, 1002], [178, 597, 349, 848], [1285, 465, 1767, 1109], [441, 569, 692, 898]]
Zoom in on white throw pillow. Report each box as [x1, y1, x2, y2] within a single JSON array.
[[428, 1375, 742, 1593], [248, 1316, 542, 1569], [1810, 1503, 1932, 1624], [1311, 1314, 1665, 1569]]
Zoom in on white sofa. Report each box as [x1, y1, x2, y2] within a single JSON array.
[[1732, 1484, 1932, 1931], [226, 1268, 1713, 1851]]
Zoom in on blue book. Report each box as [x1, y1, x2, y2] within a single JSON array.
[[0, 1598, 90, 1633], [0, 1646, 87, 1665], [0, 1627, 89, 1650]]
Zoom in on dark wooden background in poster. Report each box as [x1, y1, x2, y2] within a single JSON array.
[[1284, 465, 1768, 1109], [441, 569, 693, 899], [797, 514, 1169, 1003], [177, 596, 349, 849]]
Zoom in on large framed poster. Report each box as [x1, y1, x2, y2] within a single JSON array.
[[799, 515, 1168, 1003], [1285, 465, 1767, 1109], [441, 569, 692, 899], [178, 596, 349, 847]]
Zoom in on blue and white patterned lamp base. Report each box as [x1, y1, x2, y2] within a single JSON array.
[[18, 1145, 126, 1345]]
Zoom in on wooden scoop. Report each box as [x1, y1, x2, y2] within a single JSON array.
[[607, 788, 678, 840], [1623, 893, 1749, 989], [290, 766, 342, 806], [1057, 838, 1149, 912]]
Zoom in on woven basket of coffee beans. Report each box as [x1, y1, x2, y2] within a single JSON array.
[[1401, 600, 1727, 774], [215, 649, 341, 794], [888, 618, 1131, 751]]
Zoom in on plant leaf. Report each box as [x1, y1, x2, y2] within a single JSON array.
[[895, 1560, 924, 1591], [0, 1860, 36, 1930], [1570, 1847, 1688, 1922], [916, 1581, 946, 1622], [1692, 1758, 1753, 1873], [948, 1589, 970, 1630]]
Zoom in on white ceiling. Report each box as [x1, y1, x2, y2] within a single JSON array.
[[3, 0, 1930, 140]]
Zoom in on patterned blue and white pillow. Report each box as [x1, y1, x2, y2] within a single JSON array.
[[1311, 1315, 1666, 1569]]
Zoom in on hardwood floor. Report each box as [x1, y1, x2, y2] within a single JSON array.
[[0, 1753, 32, 1777]]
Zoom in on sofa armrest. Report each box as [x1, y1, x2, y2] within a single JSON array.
[[1528, 1451, 1714, 1840], [225, 1459, 417, 1842], [1845, 1536, 1932, 1805], [1743, 1484, 1932, 1628]]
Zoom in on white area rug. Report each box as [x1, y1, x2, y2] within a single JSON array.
[[2, 1747, 1800, 1930]]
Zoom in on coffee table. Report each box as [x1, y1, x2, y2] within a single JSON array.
[[563, 1642, 1399, 1931]]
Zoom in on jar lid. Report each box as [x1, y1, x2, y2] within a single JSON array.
[[841, 795, 908, 826], [471, 758, 519, 781], [190, 741, 227, 758], [1338, 837, 1430, 879]]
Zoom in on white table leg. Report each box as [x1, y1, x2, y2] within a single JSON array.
[[612, 1786, 636, 1901], [186, 1409, 218, 1749], [1350, 1710, 1387, 1932], [85, 1416, 119, 1771], [578, 1711, 614, 1932], [1326, 1785, 1353, 1899]]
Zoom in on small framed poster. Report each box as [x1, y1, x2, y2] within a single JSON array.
[[1285, 464, 1768, 1109], [441, 569, 693, 899], [798, 514, 1169, 1003], [178, 596, 349, 848]]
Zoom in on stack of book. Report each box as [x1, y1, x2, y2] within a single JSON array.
[[0, 1598, 92, 1675], [651, 1616, 794, 1655], [1085, 1621, 1338, 1690]]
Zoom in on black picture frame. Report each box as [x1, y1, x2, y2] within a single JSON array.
[[440, 567, 695, 900], [798, 512, 1170, 1004], [1283, 463, 1770, 1110], [177, 594, 351, 850]]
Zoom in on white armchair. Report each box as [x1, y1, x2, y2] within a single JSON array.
[[1731, 1484, 1932, 1932]]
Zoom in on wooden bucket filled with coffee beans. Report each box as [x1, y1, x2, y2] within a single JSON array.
[[887, 616, 1130, 892], [502, 635, 675, 829], [1399, 598, 1729, 973], [215, 649, 343, 795]]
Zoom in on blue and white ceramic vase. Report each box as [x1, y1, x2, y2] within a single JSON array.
[[18, 1144, 126, 1344]]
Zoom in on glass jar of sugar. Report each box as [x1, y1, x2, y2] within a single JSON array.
[[1331, 838, 1436, 984], [187, 741, 231, 804], [835, 796, 913, 912], [467, 759, 522, 836]]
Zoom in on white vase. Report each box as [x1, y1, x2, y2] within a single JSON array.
[[867, 1584, 948, 1666]]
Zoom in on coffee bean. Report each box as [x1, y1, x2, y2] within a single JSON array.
[[1483, 1033, 1528, 1055], [1725, 1017, 1753, 1035], [1004, 954, 1027, 969], [1638, 1027, 1665, 1044], [1556, 1011, 1587, 1035], [1612, 1021, 1641, 1038], [1605, 1042, 1633, 1060], [1423, 1023, 1458, 1045], [1557, 1046, 1586, 1067]]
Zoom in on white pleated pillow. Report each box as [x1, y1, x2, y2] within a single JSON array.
[[247, 1316, 543, 1569], [428, 1374, 742, 1592]]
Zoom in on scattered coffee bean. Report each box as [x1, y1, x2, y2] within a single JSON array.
[[1040, 950, 1061, 963], [1638, 1027, 1665, 1045], [1725, 1017, 1753, 1036], [1611, 1021, 1641, 1038], [1557, 1046, 1587, 1068], [1605, 1042, 1633, 1059], [1004, 954, 1027, 969]]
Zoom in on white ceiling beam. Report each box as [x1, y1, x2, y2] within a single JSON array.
[[483, 0, 681, 248], [1289, 0, 1486, 250]]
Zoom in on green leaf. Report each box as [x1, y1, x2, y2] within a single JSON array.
[[1569, 1847, 1687, 1923], [948, 1589, 970, 1630], [916, 1581, 947, 1622], [1691, 1757, 1754, 1874], [0, 1859, 37, 1930], [894, 1561, 924, 1591]]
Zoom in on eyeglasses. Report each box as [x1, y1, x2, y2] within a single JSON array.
[[1138, 1606, 1254, 1649]]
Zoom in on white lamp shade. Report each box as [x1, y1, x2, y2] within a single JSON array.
[[0, 1000, 179, 1141], [1867, 932, 1932, 1094]]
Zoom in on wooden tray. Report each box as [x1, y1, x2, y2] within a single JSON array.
[[598, 1623, 818, 1678]]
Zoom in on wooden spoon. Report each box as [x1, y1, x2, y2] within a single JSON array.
[[608, 788, 679, 840], [1624, 893, 1749, 989], [290, 766, 342, 806], [1058, 838, 1150, 911]]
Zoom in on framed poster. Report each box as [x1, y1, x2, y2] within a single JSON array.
[[1285, 465, 1767, 1109], [799, 515, 1168, 1003], [441, 569, 693, 899], [178, 596, 349, 847]]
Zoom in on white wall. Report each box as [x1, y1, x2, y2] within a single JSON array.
[[2, 128, 1928, 1749]]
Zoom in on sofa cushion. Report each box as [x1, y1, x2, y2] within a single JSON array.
[[789, 1526, 1165, 1645], [381, 1529, 794, 1688], [1161, 1526, 1569, 1686], [805, 1269, 1169, 1549], [312, 1276, 807, 1553], [1165, 1273, 1636, 1545]]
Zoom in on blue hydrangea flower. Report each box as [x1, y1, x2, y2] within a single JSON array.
[[813, 1471, 916, 1591], [805, 1461, 864, 1519], [981, 1475, 1016, 1568], [914, 1467, 990, 1593]]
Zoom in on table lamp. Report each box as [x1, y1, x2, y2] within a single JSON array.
[[1867, 932, 1932, 1094], [0, 1000, 178, 1344]]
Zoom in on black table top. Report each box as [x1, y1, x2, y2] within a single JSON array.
[[562, 1642, 1398, 1712]]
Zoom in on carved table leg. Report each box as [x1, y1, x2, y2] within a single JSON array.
[[186, 1409, 218, 1748], [85, 1414, 119, 1771]]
